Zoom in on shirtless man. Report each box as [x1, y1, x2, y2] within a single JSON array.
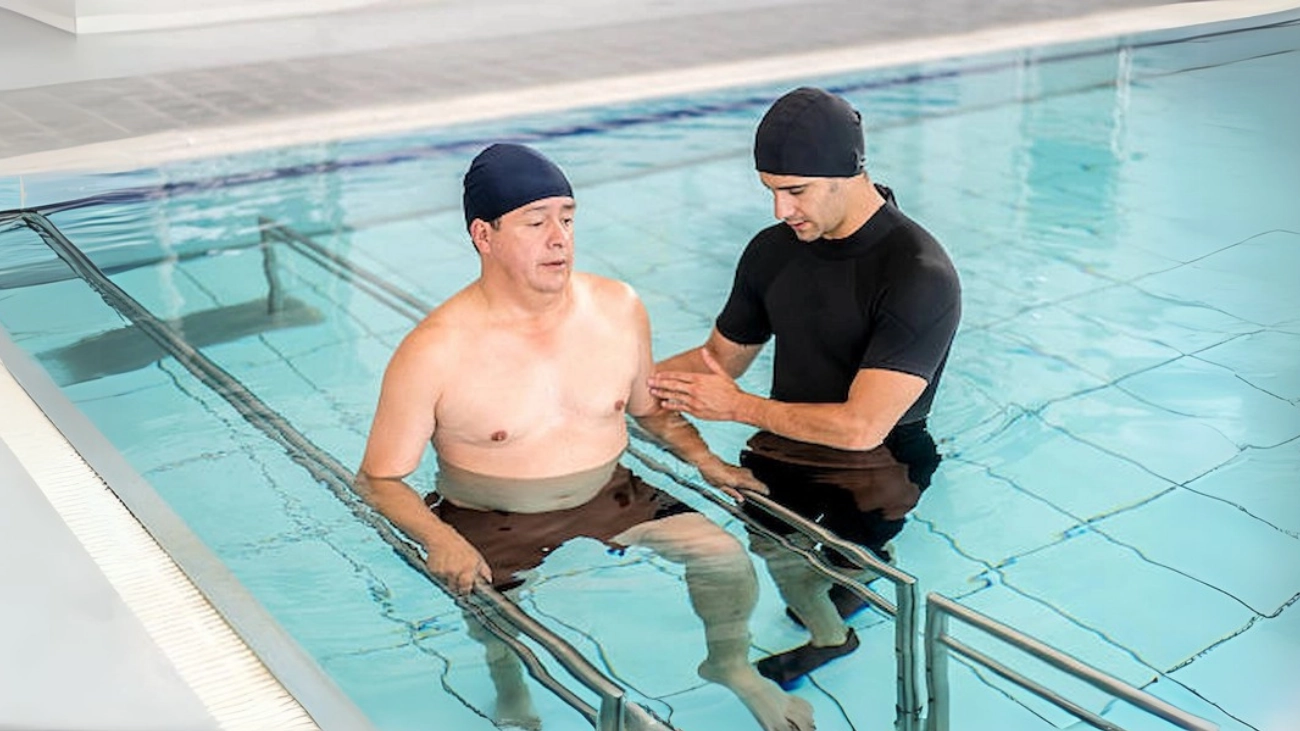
[[354, 143, 814, 731]]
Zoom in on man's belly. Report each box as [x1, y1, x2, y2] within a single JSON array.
[[434, 455, 622, 513]]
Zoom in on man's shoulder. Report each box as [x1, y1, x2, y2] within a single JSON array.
[[736, 222, 799, 267], [879, 208, 952, 263], [400, 288, 478, 354], [750, 221, 797, 246], [875, 214, 961, 303], [575, 271, 640, 308]]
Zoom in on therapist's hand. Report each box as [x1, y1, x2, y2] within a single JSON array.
[[649, 348, 750, 422]]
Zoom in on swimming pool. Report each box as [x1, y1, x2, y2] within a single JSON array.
[[2, 12, 1298, 731]]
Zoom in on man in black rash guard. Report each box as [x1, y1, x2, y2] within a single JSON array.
[[650, 87, 961, 685]]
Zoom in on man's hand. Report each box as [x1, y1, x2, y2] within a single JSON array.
[[697, 457, 769, 501], [649, 348, 750, 422], [425, 529, 492, 595]]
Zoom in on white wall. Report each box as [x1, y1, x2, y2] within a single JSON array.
[[0, 0, 379, 34], [0, 0, 78, 32]]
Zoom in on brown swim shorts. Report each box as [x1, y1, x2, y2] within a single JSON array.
[[425, 464, 692, 590]]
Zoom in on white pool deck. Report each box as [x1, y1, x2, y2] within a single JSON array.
[[2, 1, 1298, 729]]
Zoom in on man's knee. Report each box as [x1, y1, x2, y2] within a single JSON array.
[[745, 527, 817, 565], [681, 519, 750, 567]]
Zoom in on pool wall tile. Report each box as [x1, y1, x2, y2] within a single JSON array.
[[943, 661, 1061, 731], [1197, 331, 1300, 404], [1063, 676, 1256, 731], [323, 646, 506, 731], [1188, 439, 1300, 536], [1120, 357, 1300, 450], [992, 305, 1183, 384], [16, 168, 167, 211], [1000, 532, 1255, 670], [915, 460, 1078, 565], [955, 583, 1159, 726], [0, 177, 20, 209], [1095, 489, 1300, 615], [960, 415, 1176, 521], [1041, 387, 1241, 485], [1136, 231, 1300, 328], [953, 329, 1107, 411], [1170, 600, 1300, 731], [1061, 284, 1258, 355]]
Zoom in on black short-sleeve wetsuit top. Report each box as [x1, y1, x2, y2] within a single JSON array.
[[716, 188, 961, 428]]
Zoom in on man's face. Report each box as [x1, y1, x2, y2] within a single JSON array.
[[759, 172, 853, 242], [481, 196, 577, 293]]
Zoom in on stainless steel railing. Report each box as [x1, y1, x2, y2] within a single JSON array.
[[924, 593, 1218, 731], [624, 430, 922, 731], [14, 210, 659, 731], [262, 213, 928, 731], [258, 215, 1217, 731], [12, 208, 1220, 731], [263, 213, 931, 729]]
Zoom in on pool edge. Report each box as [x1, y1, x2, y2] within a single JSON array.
[[1, 0, 1298, 179], [0, 325, 378, 731]]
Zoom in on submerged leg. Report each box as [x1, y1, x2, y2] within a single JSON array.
[[616, 513, 815, 731], [749, 531, 850, 648], [747, 531, 858, 685], [464, 610, 541, 730]]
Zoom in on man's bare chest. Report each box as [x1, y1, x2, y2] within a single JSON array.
[[435, 326, 638, 444]]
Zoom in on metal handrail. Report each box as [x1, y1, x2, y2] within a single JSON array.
[[17, 211, 648, 731], [259, 218, 429, 321], [263, 214, 929, 730], [258, 215, 928, 731], [924, 593, 1218, 731], [625, 429, 922, 731]]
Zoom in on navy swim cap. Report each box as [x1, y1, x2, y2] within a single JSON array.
[[463, 143, 573, 229], [753, 87, 864, 178]]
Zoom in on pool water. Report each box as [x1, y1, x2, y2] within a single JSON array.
[[2, 15, 1299, 731]]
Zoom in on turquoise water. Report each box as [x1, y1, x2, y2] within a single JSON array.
[[2, 17, 1299, 731]]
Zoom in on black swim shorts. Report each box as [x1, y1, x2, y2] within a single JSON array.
[[740, 421, 941, 562]]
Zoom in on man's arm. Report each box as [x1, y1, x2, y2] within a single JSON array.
[[625, 299, 766, 499], [656, 327, 762, 379], [651, 352, 926, 452], [355, 327, 491, 594]]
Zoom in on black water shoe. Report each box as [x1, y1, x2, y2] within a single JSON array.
[[755, 628, 859, 687]]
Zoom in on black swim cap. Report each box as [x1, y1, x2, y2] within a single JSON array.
[[463, 143, 574, 229], [753, 87, 865, 178]]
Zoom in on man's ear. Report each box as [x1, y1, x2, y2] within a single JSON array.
[[469, 218, 492, 255]]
